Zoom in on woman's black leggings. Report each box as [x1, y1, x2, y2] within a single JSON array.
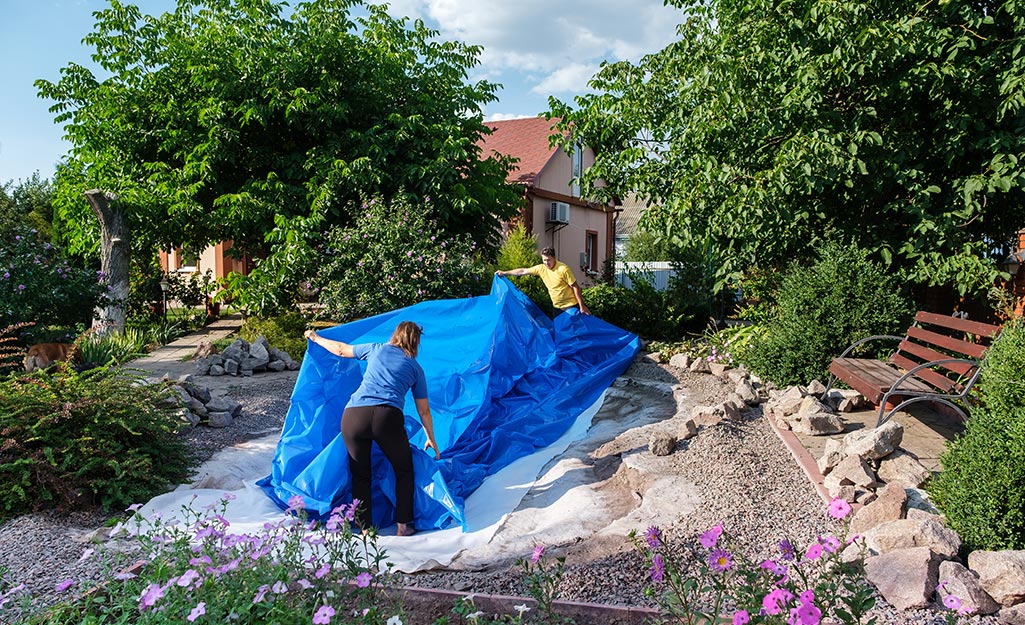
[[341, 404, 414, 529]]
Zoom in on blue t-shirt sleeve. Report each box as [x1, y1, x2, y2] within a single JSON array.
[[351, 343, 373, 360], [411, 362, 428, 400]]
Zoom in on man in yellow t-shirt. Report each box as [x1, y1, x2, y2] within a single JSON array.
[[496, 247, 591, 317]]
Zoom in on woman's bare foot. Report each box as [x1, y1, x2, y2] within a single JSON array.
[[396, 523, 417, 537]]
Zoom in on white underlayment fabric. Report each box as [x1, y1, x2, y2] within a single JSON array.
[[133, 393, 605, 573]]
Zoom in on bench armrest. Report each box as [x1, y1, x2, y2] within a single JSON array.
[[836, 335, 904, 359], [886, 358, 981, 395]]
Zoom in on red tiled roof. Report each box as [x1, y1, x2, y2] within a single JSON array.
[[478, 117, 563, 186]]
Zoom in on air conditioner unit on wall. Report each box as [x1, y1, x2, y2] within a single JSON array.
[[548, 201, 570, 224]]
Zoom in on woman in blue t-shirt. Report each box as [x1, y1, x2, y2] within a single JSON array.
[[304, 321, 439, 536]]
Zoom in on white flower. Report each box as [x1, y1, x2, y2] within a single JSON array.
[[514, 604, 531, 615], [467, 611, 485, 620], [387, 615, 404, 625]]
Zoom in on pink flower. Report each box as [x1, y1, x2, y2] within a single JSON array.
[[313, 605, 336, 624], [699, 523, 723, 548], [804, 543, 823, 561], [827, 497, 851, 519], [252, 584, 270, 604], [187, 602, 206, 622], [272, 581, 288, 594], [795, 601, 822, 625], [732, 610, 749, 625], [531, 544, 545, 563], [356, 572, 373, 588], [55, 579, 74, 593], [286, 494, 305, 512], [762, 588, 793, 615], [138, 583, 165, 610], [315, 563, 331, 579], [819, 535, 840, 553], [799, 589, 815, 605], [943, 593, 962, 611]]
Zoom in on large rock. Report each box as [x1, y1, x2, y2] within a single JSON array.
[[864, 546, 938, 610], [999, 603, 1025, 625], [668, 353, 691, 369], [818, 438, 846, 475], [823, 454, 876, 492], [689, 358, 711, 373], [864, 518, 961, 559], [843, 420, 904, 460], [789, 411, 845, 436], [850, 482, 907, 535], [678, 418, 698, 440], [206, 411, 233, 428], [968, 550, 1025, 607], [877, 449, 931, 487], [735, 381, 758, 405], [649, 432, 677, 456], [937, 560, 1000, 615]]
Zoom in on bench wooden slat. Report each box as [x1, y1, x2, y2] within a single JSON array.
[[915, 311, 1002, 339], [889, 353, 962, 393], [830, 357, 935, 404], [906, 326, 988, 359], [897, 339, 977, 377]]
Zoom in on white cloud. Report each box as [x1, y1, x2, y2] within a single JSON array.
[[530, 63, 600, 96], [485, 112, 537, 122]]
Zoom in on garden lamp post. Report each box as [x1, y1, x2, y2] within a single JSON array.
[[159, 275, 169, 320]]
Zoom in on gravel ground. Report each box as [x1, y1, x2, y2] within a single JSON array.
[[0, 360, 995, 624]]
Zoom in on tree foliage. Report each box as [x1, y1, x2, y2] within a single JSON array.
[[0, 174, 54, 242], [550, 0, 1025, 296], [37, 0, 521, 310]]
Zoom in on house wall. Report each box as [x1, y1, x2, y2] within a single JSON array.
[[527, 145, 612, 288]]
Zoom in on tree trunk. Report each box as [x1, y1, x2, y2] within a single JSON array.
[[84, 189, 129, 336]]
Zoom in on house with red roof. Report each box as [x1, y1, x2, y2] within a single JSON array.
[[480, 117, 617, 286]]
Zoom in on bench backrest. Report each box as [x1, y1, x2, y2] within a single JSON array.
[[889, 311, 1002, 394]]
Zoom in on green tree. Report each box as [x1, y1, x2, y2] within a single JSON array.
[[550, 0, 1025, 296], [495, 223, 551, 313], [0, 173, 54, 241], [623, 227, 671, 262], [37, 0, 521, 318]]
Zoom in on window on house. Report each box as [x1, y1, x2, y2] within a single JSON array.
[[571, 143, 582, 197], [585, 231, 598, 273]]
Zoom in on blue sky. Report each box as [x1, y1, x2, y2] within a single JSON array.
[[0, 0, 682, 184]]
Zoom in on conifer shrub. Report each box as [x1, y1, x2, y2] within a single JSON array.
[[927, 317, 1025, 551], [495, 223, 551, 315], [745, 242, 913, 387], [0, 366, 195, 520]]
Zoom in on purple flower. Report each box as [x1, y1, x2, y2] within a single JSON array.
[[177, 569, 200, 587], [650, 554, 665, 583], [356, 572, 373, 588], [55, 579, 74, 593], [827, 497, 851, 519], [732, 610, 749, 625], [16, 284, 24, 291], [345, 499, 360, 521], [819, 534, 840, 553], [795, 601, 822, 625], [252, 584, 270, 603], [286, 494, 305, 512], [272, 581, 288, 594], [313, 605, 336, 624], [1, 272, 8, 279], [699, 523, 723, 548], [709, 548, 733, 572], [187, 602, 206, 622], [315, 563, 331, 579], [943, 593, 962, 611], [531, 544, 545, 563], [644, 526, 661, 549], [779, 539, 796, 561], [138, 583, 165, 610], [799, 589, 815, 605]]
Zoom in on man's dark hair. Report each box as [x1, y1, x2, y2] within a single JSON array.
[[541, 247, 556, 258]]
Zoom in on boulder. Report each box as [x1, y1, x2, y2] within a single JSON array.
[[691, 405, 725, 426], [863, 546, 938, 610], [668, 353, 691, 369], [864, 518, 961, 559], [678, 418, 698, 441], [998, 604, 1025, 625], [723, 392, 747, 412], [709, 362, 730, 377], [726, 369, 750, 385], [689, 358, 711, 373], [206, 411, 233, 428], [850, 482, 907, 535], [786, 411, 845, 436], [649, 432, 677, 456], [843, 420, 904, 460], [937, 560, 1000, 615], [205, 394, 234, 413], [805, 379, 827, 395], [968, 550, 1025, 607], [877, 449, 931, 487], [735, 381, 758, 405], [824, 454, 876, 491], [818, 438, 846, 475]]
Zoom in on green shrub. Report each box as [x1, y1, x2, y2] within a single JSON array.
[[0, 366, 195, 519], [495, 224, 551, 314], [927, 317, 1025, 551], [745, 242, 913, 387], [0, 227, 106, 339], [317, 195, 489, 321], [584, 276, 693, 340], [240, 312, 310, 361], [166, 269, 215, 308]]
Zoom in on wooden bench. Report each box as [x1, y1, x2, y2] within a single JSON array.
[[824, 311, 1002, 427]]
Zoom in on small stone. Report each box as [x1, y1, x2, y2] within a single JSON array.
[[206, 411, 233, 428], [649, 432, 677, 456]]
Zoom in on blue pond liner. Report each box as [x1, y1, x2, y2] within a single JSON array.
[[257, 276, 640, 530]]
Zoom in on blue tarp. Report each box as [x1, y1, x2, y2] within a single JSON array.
[[257, 276, 640, 530]]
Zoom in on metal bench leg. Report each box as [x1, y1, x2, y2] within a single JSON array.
[[876, 396, 970, 428]]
